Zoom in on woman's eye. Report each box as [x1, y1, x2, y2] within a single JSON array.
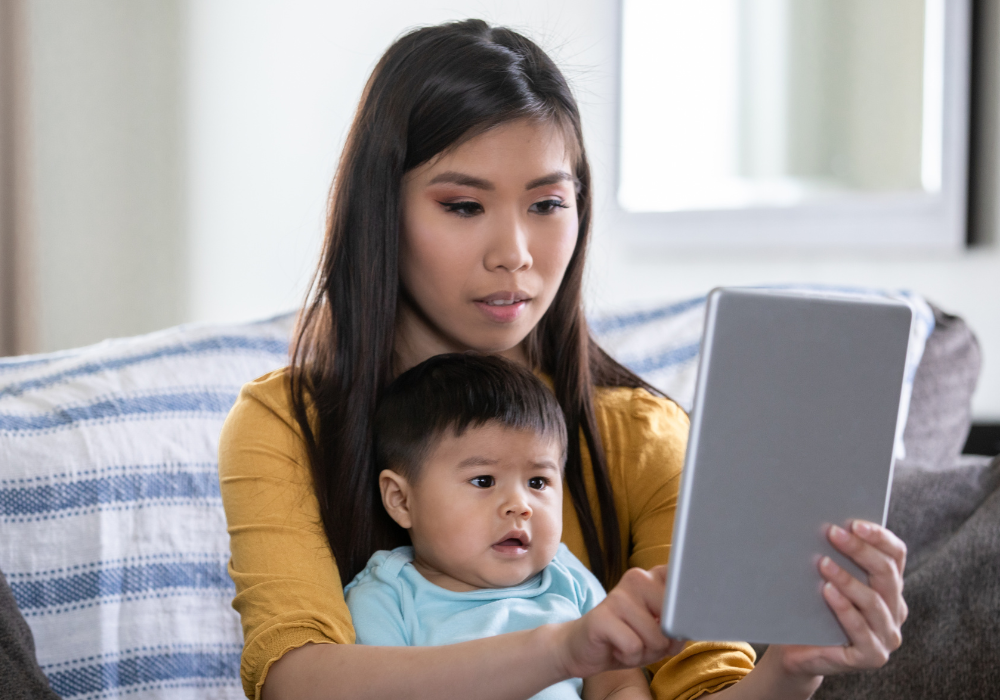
[[528, 477, 548, 490], [470, 475, 495, 488], [529, 199, 569, 215], [441, 201, 484, 217]]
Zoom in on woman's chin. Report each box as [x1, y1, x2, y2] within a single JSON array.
[[451, 329, 533, 360]]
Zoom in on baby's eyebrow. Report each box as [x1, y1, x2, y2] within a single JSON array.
[[457, 456, 500, 469], [532, 461, 561, 472]]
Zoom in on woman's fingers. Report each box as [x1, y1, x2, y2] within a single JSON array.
[[779, 584, 892, 678], [818, 556, 901, 652], [827, 523, 907, 624], [821, 582, 893, 667], [852, 520, 906, 565], [851, 520, 909, 624], [772, 522, 909, 679]]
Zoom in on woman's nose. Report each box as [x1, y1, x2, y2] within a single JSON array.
[[484, 211, 532, 272]]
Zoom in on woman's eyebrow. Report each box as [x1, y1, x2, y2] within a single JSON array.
[[426, 170, 576, 191], [525, 170, 574, 190], [427, 171, 494, 190]]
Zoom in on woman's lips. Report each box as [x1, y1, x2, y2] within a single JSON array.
[[474, 299, 527, 323], [474, 292, 531, 323]]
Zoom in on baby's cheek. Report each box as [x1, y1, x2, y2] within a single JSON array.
[[438, 506, 489, 554], [535, 509, 563, 556]]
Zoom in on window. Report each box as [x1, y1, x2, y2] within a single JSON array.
[[618, 0, 970, 249]]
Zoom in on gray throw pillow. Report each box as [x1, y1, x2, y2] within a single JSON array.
[[897, 304, 981, 471]]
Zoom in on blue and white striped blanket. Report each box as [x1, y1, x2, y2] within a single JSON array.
[[0, 290, 933, 700], [0, 316, 293, 700]]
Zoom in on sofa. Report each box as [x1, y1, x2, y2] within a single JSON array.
[[0, 289, 996, 700]]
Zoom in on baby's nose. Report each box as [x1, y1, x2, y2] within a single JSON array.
[[503, 493, 532, 517]]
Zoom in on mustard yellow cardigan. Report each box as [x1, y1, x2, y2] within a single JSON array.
[[218, 369, 755, 700]]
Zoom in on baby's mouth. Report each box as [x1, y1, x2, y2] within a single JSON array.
[[492, 531, 530, 553]]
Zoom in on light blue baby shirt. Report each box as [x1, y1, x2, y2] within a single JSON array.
[[345, 543, 606, 699]]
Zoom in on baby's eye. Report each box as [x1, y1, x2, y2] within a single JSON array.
[[441, 200, 484, 217], [529, 199, 569, 215], [470, 475, 495, 488], [527, 477, 548, 490]]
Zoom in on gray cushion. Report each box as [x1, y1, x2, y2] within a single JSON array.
[[897, 304, 981, 471], [0, 570, 59, 700]]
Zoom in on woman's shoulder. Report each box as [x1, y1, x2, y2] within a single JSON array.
[[218, 367, 310, 480], [592, 384, 690, 450], [230, 366, 296, 421], [590, 384, 690, 515], [222, 366, 316, 439]]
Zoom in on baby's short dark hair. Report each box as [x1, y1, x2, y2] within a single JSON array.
[[373, 353, 567, 479]]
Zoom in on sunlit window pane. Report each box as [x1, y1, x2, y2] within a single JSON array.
[[619, 0, 943, 213]]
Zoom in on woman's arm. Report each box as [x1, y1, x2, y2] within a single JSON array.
[[219, 374, 359, 697], [265, 567, 677, 700], [266, 518, 906, 700], [583, 669, 653, 700], [262, 629, 567, 700]]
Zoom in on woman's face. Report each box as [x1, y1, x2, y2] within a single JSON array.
[[397, 119, 579, 368]]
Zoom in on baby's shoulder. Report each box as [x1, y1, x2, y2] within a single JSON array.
[[344, 548, 416, 646], [546, 544, 607, 611], [344, 547, 414, 598]]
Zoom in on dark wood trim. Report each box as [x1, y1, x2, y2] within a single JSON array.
[[967, 0, 1000, 246], [0, 0, 36, 356], [963, 422, 1000, 456]]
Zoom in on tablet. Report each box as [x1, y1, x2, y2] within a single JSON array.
[[660, 288, 912, 646]]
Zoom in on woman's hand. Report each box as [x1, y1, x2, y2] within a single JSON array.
[[771, 519, 908, 678], [553, 565, 685, 680]]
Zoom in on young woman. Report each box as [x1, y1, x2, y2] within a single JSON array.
[[218, 19, 907, 700]]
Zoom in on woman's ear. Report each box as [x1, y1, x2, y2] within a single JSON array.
[[379, 469, 413, 529]]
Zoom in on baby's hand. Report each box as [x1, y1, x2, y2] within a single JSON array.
[[554, 566, 684, 680]]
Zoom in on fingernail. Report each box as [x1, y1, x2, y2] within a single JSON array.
[[852, 521, 872, 536], [820, 556, 837, 573], [830, 525, 849, 543]]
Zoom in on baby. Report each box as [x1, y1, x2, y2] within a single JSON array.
[[345, 353, 653, 699]]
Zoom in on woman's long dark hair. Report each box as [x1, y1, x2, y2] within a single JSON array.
[[290, 19, 657, 589]]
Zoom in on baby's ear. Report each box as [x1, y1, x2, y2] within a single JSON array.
[[379, 469, 413, 529]]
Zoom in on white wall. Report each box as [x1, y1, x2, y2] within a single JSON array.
[[24, 0, 1000, 419], [182, 0, 603, 324], [28, 0, 186, 352], [182, 0, 1000, 420]]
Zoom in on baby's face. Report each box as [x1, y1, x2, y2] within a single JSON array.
[[401, 422, 563, 592]]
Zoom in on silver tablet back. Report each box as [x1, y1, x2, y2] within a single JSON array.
[[661, 288, 912, 646]]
